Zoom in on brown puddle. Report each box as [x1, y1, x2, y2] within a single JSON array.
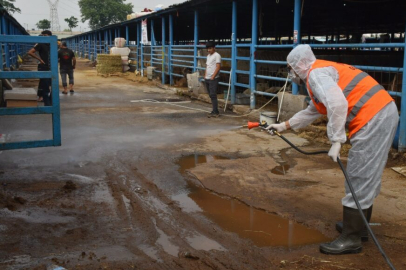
[[271, 164, 290, 175], [177, 154, 331, 247]]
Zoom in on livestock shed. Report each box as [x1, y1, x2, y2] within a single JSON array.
[[62, 0, 406, 152]]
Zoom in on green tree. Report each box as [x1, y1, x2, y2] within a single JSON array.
[[78, 0, 133, 30], [64, 16, 79, 32], [36, 19, 51, 31], [0, 0, 21, 13]]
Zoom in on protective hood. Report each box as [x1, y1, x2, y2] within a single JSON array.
[[286, 44, 316, 81]]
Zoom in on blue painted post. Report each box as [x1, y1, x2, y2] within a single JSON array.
[[169, 14, 173, 85], [105, 31, 108, 53], [0, 17, 3, 70], [88, 34, 91, 60], [141, 22, 144, 76], [109, 29, 112, 48], [399, 25, 406, 152], [137, 22, 140, 71], [231, 1, 237, 104], [162, 16, 166, 84], [1, 16, 10, 68], [151, 20, 154, 67], [126, 25, 129, 46], [292, 0, 302, 95], [98, 31, 101, 55], [193, 10, 198, 72], [249, 0, 258, 109], [93, 33, 97, 60], [50, 35, 61, 146], [118, 28, 121, 39]]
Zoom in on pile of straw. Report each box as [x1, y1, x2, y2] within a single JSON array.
[[97, 54, 122, 74]]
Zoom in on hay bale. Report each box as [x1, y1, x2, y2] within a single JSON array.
[[97, 54, 122, 67], [96, 64, 122, 74], [96, 54, 123, 74]]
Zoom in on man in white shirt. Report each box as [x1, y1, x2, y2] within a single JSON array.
[[204, 41, 221, 118]]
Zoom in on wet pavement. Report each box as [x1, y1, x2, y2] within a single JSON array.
[[0, 59, 406, 270]]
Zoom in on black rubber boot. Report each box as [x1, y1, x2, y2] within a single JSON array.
[[336, 205, 372, 242], [320, 206, 368, 255]]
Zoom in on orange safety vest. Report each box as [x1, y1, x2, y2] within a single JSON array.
[[306, 60, 393, 138]]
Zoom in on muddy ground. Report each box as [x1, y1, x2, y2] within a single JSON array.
[[0, 59, 405, 270]]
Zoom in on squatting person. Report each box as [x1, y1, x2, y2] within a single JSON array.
[[204, 41, 221, 118], [267, 44, 399, 255]]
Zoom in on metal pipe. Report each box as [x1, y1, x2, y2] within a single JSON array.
[[292, 0, 302, 95], [194, 10, 199, 72], [399, 22, 406, 152], [249, 0, 258, 109], [231, 0, 237, 104], [162, 16, 166, 84], [169, 14, 173, 85]]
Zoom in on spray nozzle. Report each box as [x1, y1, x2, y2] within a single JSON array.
[[242, 121, 269, 130]]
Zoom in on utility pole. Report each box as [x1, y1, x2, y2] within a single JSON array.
[[47, 0, 61, 32]]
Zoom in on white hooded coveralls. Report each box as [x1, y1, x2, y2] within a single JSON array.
[[286, 45, 399, 209]]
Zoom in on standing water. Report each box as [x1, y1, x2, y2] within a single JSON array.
[[177, 154, 331, 247]]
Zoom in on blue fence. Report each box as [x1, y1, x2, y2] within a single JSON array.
[[0, 35, 61, 150]]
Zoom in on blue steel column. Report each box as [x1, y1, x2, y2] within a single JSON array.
[[137, 22, 140, 71], [141, 22, 144, 76], [231, 1, 237, 104], [98, 31, 101, 55], [162, 16, 166, 84], [1, 16, 10, 68], [169, 14, 173, 85], [88, 34, 91, 60], [399, 23, 406, 152], [50, 35, 61, 146], [151, 20, 154, 67], [93, 33, 97, 60], [292, 0, 302, 95], [193, 10, 198, 72], [126, 25, 129, 46], [249, 0, 258, 109], [0, 16, 4, 70]]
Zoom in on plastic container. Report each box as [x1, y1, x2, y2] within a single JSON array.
[[114, 38, 126, 48], [147, 66, 156, 80], [260, 111, 277, 125]]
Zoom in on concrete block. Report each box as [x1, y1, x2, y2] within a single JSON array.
[[4, 88, 37, 100], [277, 92, 308, 122]]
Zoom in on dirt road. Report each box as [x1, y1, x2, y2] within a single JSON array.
[[0, 59, 405, 270]]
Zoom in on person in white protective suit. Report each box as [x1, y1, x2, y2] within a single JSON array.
[[267, 44, 399, 255]]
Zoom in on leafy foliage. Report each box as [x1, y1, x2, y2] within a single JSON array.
[[0, 0, 21, 13], [64, 16, 79, 32], [78, 0, 133, 30], [36, 19, 51, 31]]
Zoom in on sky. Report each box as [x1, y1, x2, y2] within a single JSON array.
[[12, 0, 185, 32]]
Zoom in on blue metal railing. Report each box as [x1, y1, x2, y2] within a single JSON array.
[[0, 35, 61, 150]]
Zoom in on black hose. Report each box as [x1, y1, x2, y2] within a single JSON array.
[[274, 132, 396, 270]]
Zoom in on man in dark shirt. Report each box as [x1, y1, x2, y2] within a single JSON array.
[[28, 30, 52, 106], [58, 42, 76, 94]]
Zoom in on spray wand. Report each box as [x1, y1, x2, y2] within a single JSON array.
[[244, 121, 396, 270]]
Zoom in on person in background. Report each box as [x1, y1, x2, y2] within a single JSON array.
[[58, 41, 76, 94], [28, 30, 52, 106], [204, 41, 221, 118], [267, 44, 398, 255]]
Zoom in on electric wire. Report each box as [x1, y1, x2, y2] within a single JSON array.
[[272, 131, 396, 270]]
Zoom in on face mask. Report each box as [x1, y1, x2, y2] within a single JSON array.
[[288, 69, 301, 85]]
